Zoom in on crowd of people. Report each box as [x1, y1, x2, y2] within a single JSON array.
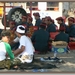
[[0, 12, 75, 69]]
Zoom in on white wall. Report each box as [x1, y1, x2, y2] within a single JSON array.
[[28, 2, 63, 28], [0, 2, 63, 29]]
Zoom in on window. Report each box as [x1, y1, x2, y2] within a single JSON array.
[[26, 2, 59, 11], [26, 2, 38, 7], [47, 2, 59, 7], [47, 2, 59, 11]]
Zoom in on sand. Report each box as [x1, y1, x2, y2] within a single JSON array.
[[0, 50, 75, 73]]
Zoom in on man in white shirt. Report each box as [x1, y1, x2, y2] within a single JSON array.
[[13, 25, 35, 63]]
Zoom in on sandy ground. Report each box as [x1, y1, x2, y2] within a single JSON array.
[[0, 50, 75, 73], [33, 50, 75, 73]]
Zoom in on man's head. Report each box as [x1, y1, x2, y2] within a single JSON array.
[[9, 21, 16, 29], [59, 25, 66, 32], [41, 18, 45, 23], [1, 30, 11, 43], [56, 17, 64, 24], [22, 16, 27, 22], [40, 23, 46, 29], [45, 16, 52, 25], [33, 12, 40, 20], [27, 16, 33, 23], [16, 25, 25, 37], [68, 17, 75, 26]]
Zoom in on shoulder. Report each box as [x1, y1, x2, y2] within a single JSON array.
[[33, 30, 38, 34], [0, 41, 4, 45], [4, 42, 10, 46], [4, 42, 11, 48], [20, 35, 26, 38], [66, 33, 69, 36], [20, 35, 28, 41], [45, 30, 49, 34], [71, 25, 75, 28]]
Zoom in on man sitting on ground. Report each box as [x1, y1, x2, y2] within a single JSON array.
[[13, 25, 35, 63]]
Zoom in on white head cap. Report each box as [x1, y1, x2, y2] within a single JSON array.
[[16, 25, 25, 33]]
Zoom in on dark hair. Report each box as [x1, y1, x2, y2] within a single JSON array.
[[59, 26, 65, 32], [40, 23, 46, 29], [68, 17, 75, 23], [70, 17, 74, 20], [19, 26, 25, 30], [1, 30, 11, 37]]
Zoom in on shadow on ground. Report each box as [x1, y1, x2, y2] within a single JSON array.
[[10, 58, 57, 70]]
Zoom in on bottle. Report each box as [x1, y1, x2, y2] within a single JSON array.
[[32, 69, 38, 72], [40, 58, 45, 61], [40, 69, 47, 72]]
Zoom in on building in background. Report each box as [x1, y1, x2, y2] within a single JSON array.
[[0, 2, 75, 29]]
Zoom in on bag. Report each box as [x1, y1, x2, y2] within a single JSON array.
[[52, 41, 68, 48], [52, 47, 67, 53], [19, 54, 33, 63], [52, 41, 68, 53]]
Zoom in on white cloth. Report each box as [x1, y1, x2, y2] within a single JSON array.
[[16, 25, 25, 33], [18, 35, 35, 63], [18, 53, 33, 63], [0, 42, 6, 61]]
